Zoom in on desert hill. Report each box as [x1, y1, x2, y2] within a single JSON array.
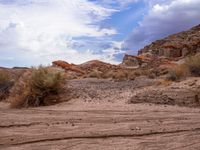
[[122, 24, 200, 68]]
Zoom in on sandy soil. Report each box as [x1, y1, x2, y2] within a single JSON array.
[[1, 78, 200, 150]]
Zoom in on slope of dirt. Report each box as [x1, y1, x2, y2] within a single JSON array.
[[1, 78, 200, 150], [130, 77, 200, 107]]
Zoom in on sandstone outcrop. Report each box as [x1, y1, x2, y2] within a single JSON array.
[[78, 60, 119, 72], [122, 24, 200, 68], [138, 24, 200, 58], [122, 54, 152, 68], [52, 60, 85, 74]]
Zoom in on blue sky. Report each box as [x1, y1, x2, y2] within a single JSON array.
[[0, 0, 200, 67]]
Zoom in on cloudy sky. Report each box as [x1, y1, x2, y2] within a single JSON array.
[[0, 0, 200, 67]]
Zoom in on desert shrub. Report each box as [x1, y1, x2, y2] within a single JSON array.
[[166, 64, 188, 81], [102, 70, 128, 81], [88, 69, 102, 78], [127, 71, 136, 80], [9, 66, 64, 108], [0, 70, 10, 84], [148, 72, 156, 79], [101, 70, 115, 79], [113, 70, 128, 81], [185, 54, 200, 76], [133, 70, 142, 76], [0, 70, 14, 101]]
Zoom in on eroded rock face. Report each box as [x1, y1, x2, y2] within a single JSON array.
[[122, 24, 200, 68], [122, 54, 152, 68], [138, 24, 200, 58]]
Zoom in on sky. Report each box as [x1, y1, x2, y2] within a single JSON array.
[[0, 0, 200, 67]]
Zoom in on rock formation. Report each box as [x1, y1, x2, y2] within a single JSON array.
[[123, 24, 200, 68], [138, 24, 200, 57], [52, 60, 85, 74], [78, 60, 118, 72], [122, 54, 152, 68]]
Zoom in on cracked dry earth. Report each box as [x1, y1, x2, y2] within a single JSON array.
[[1, 78, 200, 150]]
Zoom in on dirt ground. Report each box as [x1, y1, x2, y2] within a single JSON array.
[[1, 78, 200, 150]]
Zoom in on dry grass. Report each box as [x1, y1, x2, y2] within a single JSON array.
[[185, 54, 200, 76], [102, 70, 136, 81], [88, 69, 102, 79], [88, 68, 154, 81], [0, 70, 13, 101], [157, 80, 173, 86], [0, 70, 10, 84], [101, 70, 115, 79], [9, 66, 64, 108], [167, 64, 188, 81], [112, 70, 128, 81]]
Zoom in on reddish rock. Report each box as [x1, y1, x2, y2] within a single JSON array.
[[52, 60, 85, 74], [78, 60, 118, 72]]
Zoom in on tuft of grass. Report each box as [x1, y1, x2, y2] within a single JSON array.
[[185, 54, 200, 76], [9, 66, 64, 108], [88, 69, 102, 78], [112, 70, 128, 81], [0, 70, 13, 101], [127, 71, 136, 80], [166, 64, 188, 81], [0, 70, 10, 84], [101, 70, 115, 79]]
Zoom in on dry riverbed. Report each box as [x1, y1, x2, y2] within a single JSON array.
[[1, 78, 200, 150]]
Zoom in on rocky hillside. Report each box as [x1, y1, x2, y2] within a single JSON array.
[[122, 24, 200, 68], [138, 24, 200, 57]]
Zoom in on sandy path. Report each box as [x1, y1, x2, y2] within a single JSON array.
[[1, 78, 200, 150], [1, 102, 200, 150]]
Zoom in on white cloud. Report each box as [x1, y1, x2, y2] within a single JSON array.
[[99, 0, 139, 7], [123, 0, 200, 53], [0, 0, 118, 67]]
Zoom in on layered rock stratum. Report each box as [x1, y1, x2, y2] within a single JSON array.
[[123, 24, 200, 67]]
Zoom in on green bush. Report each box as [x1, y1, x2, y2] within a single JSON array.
[[185, 54, 200, 76], [9, 66, 64, 108]]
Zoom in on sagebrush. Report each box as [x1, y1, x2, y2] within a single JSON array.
[[167, 64, 188, 81], [185, 54, 200, 76], [9, 66, 64, 108], [0, 70, 13, 101], [0, 70, 10, 84]]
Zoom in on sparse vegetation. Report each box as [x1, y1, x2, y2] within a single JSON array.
[[0, 70, 10, 84], [101, 70, 115, 79], [166, 64, 188, 81], [88, 69, 103, 79], [185, 54, 200, 76], [112, 70, 128, 81], [166, 54, 200, 81], [9, 66, 64, 108], [0, 70, 13, 101]]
